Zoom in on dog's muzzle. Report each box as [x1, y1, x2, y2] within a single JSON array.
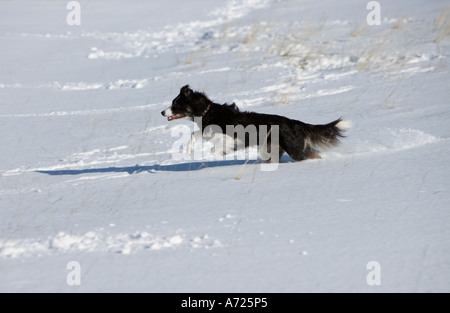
[[161, 107, 185, 121]]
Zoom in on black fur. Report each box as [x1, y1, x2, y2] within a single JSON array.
[[162, 85, 347, 162]]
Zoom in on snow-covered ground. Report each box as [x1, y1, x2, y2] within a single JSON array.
[[1, 0, 449, 292]]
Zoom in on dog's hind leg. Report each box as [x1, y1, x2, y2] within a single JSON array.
[[307, 149, 321, 159], [280, 136, 313, 161], [283, 145, 321, 161]]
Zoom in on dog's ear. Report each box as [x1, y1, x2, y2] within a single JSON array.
[[181, 85, 193, 98]]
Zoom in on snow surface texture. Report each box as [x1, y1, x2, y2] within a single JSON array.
[[0, 0, 449, 292]]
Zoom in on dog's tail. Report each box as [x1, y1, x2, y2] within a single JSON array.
[[303, 118, 351, 151]]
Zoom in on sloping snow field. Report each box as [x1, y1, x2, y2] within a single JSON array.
[[0, 0, 449, 292]]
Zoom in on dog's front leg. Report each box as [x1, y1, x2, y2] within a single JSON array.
[[186, 130, 202, 155]]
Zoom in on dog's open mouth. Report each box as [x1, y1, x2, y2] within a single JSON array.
[[168, 113, 185, 121]]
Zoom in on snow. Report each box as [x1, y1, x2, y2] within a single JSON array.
[[1, 0, 449, 292]]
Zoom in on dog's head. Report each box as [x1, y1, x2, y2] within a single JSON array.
[[161, 85, 210, 121]]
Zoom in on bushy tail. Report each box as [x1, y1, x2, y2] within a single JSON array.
[[304, 118, 351, 151]]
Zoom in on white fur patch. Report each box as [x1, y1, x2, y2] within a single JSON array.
[[336, 120, 352, 131], [162, 108, 173, 117]]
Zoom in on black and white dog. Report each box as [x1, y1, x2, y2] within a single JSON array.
[[162, 85, 350, 162]]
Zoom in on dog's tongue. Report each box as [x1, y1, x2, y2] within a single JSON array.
[[168, 114, 184, 121]]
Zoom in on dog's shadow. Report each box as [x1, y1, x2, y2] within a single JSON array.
[[37, 156, 293, 176]]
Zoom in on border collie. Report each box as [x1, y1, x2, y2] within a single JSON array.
[[162, 85, 350, 162]]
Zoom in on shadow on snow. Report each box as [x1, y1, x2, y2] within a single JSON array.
[[36, 156, 293, 176], [37, 159, 255, 176]]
